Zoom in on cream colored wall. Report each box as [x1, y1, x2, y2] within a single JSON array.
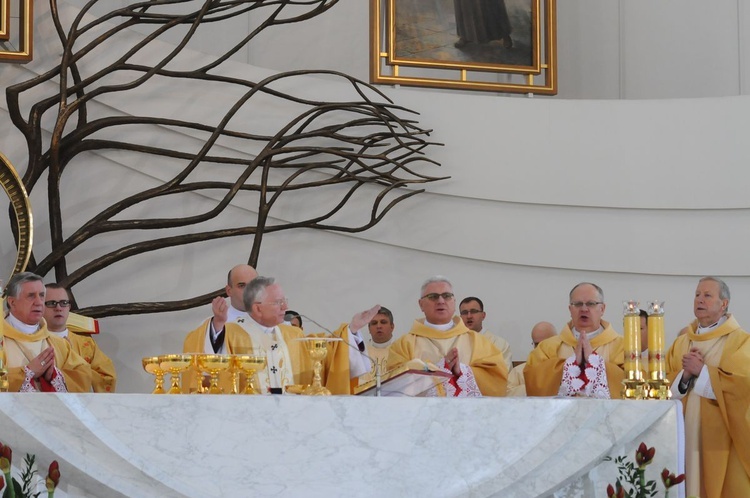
[[2, 2, 750, 393]]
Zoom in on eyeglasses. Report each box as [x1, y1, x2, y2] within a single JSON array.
[[570, 301, 603, 309], [45, 300, 71, 308], [459, 308, 483, 316], [256, 298, 289, 307], [421, 292, 455, 302]]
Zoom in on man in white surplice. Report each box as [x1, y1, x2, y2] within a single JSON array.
[[211, 276, 374, 394]]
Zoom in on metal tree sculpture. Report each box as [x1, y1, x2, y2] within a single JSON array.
[[5, 0, 445, 317]]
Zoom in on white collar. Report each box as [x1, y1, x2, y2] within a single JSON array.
[[6, 313, 41, 334], [249, 316, 278, 335], [368, 337, 395, 349], [424, 319, 454, 332], [572, 325, 604, 340], [696, 315, 727, 334], [48, 327, 70, 339]]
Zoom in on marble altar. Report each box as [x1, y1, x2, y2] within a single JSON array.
[[0, 394, 684, 497]]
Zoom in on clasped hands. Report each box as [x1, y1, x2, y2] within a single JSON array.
[[574, 330, 594, 366], [681, 347, 704, 381], [28, 346, 57, 381]]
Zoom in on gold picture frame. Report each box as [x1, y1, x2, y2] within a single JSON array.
[[370, 0, 557, 95], [1, 0, 10, 42], [0, 0, 33, 63]]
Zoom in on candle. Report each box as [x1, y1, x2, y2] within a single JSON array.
[[647, 301, 666, 380], [622, 301, 641, 376]]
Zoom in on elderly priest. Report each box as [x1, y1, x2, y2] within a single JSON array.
[[2, 272, 91, 392]]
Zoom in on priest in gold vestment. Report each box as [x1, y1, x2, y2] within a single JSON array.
[[667, 277, 750, 498], [190, 276, 368, 394], [2, 272, 91, 392], [44, 283, 117, 392], [525, 283, 624, 398], [387, 276, 507, 396]]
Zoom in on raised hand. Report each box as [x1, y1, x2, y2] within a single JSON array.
[[350, 305, 381, 332], [211, 296, 229, 332]]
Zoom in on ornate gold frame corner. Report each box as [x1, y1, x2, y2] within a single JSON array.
[[0, 151, 33, 281], [0, 0, 34, 63], [370, 0, 556, 95]]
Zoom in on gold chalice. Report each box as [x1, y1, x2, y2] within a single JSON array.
[[297, 337, 341, 396], [196, 354, 231, 394], [159, 354, 194, 394], [142, 356, 166, 394], [232, 350, 267, 395]]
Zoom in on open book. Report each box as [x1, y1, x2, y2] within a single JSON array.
[[354, 359, 453, 396]]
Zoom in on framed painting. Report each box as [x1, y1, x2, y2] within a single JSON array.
[[370, 0, 557, 94], [0, 0, 34, 63]]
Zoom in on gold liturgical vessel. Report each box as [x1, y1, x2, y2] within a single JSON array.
[[160, 354, 194, 394], [196, 354, 231, 394], [621, 300, 646, 399], [297, 337, 341, 396], [232, 349, 267, 395], [142, 356, 167, 394]]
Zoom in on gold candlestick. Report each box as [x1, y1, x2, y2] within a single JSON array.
[[646, 300, 671, 399], [621, 300, 645, 399]]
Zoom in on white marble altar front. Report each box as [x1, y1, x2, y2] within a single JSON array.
[[0, 394, 684, 497]]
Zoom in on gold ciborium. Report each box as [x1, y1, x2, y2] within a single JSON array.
[[142, 356, 166, 394], [297, 337, 341, 396], [232, 350, 267, 395], [196, 354, 231, 394], [159, 354, 194, 394]]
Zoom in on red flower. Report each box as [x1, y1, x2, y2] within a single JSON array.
[[46, 460, 61, 491], [606, 483, 625, 498], [635, 442, 655, 468], [0, 441, 12, 473], [660, 468, 685, 488]]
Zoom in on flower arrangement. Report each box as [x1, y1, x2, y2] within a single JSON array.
[[605, 442, 685, 498], [0, 441, 60, 498]]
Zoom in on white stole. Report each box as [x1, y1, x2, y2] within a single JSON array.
[[243, 321, 294, 394]]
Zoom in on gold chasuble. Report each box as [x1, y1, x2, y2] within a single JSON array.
[[182, 318, 253, 393], [67, 332, 117, 393], [666, 315, 750, 498], [2, 319, 92, 392], [387, 317, 507, 396], [524, 320, 625, 398]]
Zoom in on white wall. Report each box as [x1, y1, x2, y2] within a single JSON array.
[[2, 1, 750, 393]]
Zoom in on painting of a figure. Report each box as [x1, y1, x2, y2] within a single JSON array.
[[454, 0, 513, 49], [392, 0, 535, 69]]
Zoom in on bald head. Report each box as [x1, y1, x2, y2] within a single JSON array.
[[531, 321, 557, 347], [226, 264, 258, 310]]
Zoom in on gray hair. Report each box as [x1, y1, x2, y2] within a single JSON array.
[[243, 276, 275, 310], [569, 282, 604, 302], [420, 275, 452, 298], [699, 276, 731, 311], [5, 272, 43, 298], [4, 272, 43, 311]]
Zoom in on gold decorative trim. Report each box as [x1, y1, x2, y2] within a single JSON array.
[[370, 0, 557, 95], [0, 151, 33, 281], [0, 0, 10, 42], [0, 0, 33, 63]]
